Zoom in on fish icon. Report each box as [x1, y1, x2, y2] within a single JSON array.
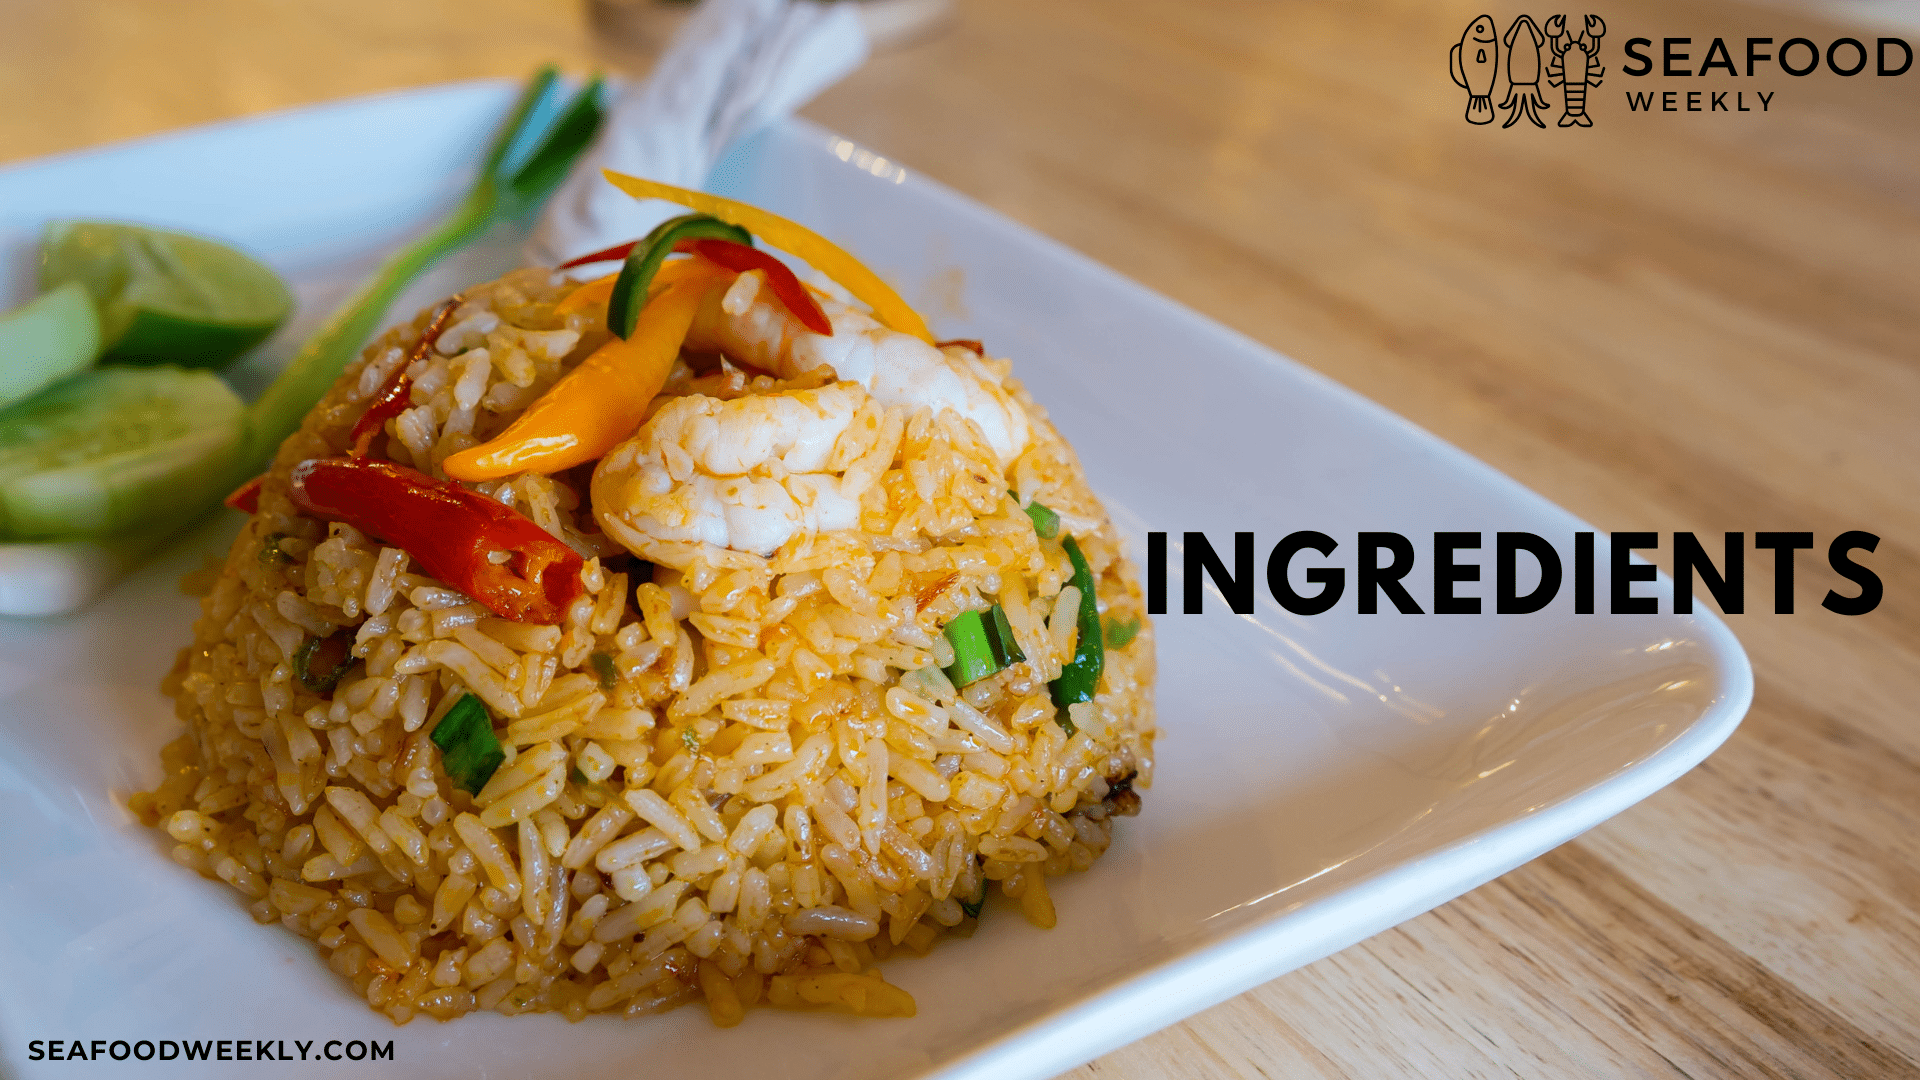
[[1450, 14, 1500, 125]]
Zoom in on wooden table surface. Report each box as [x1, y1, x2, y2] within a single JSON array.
[[6, 0, 1917, 1075]]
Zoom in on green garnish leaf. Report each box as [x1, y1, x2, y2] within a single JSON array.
[[431, 693, 505, 795], [1104, 615, 1141, 650], [590, 650, 618, 690], [258, 532, 290, 568], [292, 630, 354, 693]]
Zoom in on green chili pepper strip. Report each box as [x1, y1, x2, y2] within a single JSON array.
[[1049, 535, 1104, 730], [431, 694, 504, 795], [606, 214, 753, 339]]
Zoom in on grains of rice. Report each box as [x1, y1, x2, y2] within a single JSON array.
[[131, 266, 1155, 1025]]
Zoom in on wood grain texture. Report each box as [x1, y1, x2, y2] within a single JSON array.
[[4, 0, 1916, 1075]]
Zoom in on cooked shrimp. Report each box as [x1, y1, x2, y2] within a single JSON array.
[[685, 271, 1031, 465], [592, 381, 902, 568]]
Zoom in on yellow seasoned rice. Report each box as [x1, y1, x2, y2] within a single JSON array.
[[132, 266, 1155, 1025]]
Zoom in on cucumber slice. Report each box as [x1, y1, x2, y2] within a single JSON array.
[[0, 366, 244, 541], [40, 221, 292, 369], [0, 282, 101, 410]]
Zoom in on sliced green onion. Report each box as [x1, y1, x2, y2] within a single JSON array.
[[505, 74, 609, 204], [959, 876, 987, 920], [606, 213, 753, 338], [258, 532, 290, 568], [1020, 496, 1059, 540], [431, 693, 504, 795], [680, 726, 702, 753], [1104, 614, 1141, 650], [590, 650, 618, 690], [293, 630, 354, 693], [1048, 535, 1103, 731], [570, 765, 613, 808], [943, 611, 995, 686], [942, 604, 1026, 687], [988, 605, 1024, 663]]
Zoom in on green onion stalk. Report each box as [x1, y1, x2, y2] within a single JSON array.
[[240, 66, 607, 474]]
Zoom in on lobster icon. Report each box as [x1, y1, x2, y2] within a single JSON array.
[[1500, 16, 1549, 129], [1546, 14, 1605, 127]]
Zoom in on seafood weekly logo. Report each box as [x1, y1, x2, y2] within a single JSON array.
[[1450, 14, 1916, 121], [1450, 13, 1607, 127]]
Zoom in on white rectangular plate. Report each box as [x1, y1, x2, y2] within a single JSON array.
[[0, 81, 1751, 1080]]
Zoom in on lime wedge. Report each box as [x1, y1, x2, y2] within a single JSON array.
[[0, 282, 101, 409], [40, 221, 293, 369], [0, 366, 245, 540]]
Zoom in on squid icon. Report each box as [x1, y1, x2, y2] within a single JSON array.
[[1547, 14, 1606, 127], [1449, 14, 1499, 125], [1500, 16, 1549, 128]]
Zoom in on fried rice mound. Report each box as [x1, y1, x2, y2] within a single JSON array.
[[132, 266, 1155, 1025]]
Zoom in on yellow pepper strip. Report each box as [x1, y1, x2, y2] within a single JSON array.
[[442, 261, 730, 481], [600, 170, 935, 344], [553, 272, 617, 319]]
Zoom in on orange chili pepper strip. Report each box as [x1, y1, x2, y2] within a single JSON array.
[[553, 273, 617, 320], [442, 261, 729, 482]]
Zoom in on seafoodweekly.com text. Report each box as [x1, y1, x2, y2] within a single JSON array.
[[26, 1038, 395, 1062]]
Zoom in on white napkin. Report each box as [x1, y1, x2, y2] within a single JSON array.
[[527, 0, 869, 266]]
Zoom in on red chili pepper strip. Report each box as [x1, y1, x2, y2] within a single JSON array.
[[556, 240, 638, 270], [224, 475, 264, 515], [289, 457, 583, 624], [680, 239, 833, 336], [349, 296, 464, 458]]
